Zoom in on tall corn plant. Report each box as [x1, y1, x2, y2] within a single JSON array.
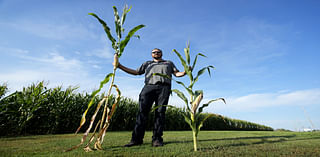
[[155, 42, 225, 151], [67, 5, 145, 152]]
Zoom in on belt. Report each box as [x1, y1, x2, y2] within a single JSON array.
[[147, 82, 171, 86]]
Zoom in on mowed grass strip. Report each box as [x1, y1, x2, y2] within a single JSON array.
[[0, 131, 319, 157]]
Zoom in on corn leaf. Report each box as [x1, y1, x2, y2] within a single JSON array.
[[121, 5, 131, 27], [88, 13, 117, 50], [75, 73, 113, 133], [196, 114, 216, 136], [171, 89, 190, 111], [85, 120, 101, 148], [198, 98, 226, 113], [207, 65, 214, 77], [108, 84, 121, 120], [175, 80, 193, 96], [196, 65, 214, 78], [152, 72, 171, 79], [112, 6, 122, 39], [95, 107, 110, 147], [184, 41, 190, 65], [151, 104, 177, 112], [119, 24, 145, 57], [173, 49, 193, 81], [72, 97, 106, 152], [183, 113, 193, 129], [78, 97, 106, 135], [191, 53, 206, 72], [173, 49, 187, 68], [189, 65, 214, 89]]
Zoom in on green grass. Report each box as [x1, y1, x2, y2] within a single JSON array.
[[1, 131, 320, 157]]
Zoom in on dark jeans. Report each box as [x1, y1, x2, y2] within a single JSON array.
[[131, 84, 171, 143]]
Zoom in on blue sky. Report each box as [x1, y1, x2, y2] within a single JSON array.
[[1, 0, 319, 131]]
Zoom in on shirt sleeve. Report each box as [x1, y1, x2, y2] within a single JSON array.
[[136, 61, 149, 75], [171, 61, 179, 72]]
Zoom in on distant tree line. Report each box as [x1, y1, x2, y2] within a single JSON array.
[[0, 82, 273, 136]]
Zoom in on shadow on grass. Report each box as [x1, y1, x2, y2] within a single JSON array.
[[99, 135, 303, 152], [167, 135, 320, 152], [166, 135, 296, 144], [104, 135, 317, 150], [166, 135, 299, 151]]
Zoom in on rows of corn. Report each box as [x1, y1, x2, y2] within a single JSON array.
[[0, 82, 273, 136]]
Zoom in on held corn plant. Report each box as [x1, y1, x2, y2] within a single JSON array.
[[67, 5, 145, 152], [155, 42, 226, 151]]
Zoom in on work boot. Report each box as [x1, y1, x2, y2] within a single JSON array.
[[152, 140, 164, 147], [124, 141, 143, 147]]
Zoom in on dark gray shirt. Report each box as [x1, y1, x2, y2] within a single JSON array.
[[137, 60, 179, 85]]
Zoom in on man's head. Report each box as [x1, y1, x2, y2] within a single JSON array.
[[151, 48, 162, 60]]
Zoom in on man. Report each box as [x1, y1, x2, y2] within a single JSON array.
[[114, 48, 186, 147]]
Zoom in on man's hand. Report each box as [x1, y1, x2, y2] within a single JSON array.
[[174, 71, 186, 77], [174, 66, 192, 77]]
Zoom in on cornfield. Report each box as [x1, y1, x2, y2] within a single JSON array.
[[0, 82, 273, 137]]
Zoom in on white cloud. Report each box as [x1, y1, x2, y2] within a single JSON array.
[[2, 19, 96, 40], [40, 52, 82, 70], [17, 51, 82, 71], [1, 45, 83, 70], [0, 69, 100, 93], [0, 46, 29, 55], [92, 64, 101, 69], [89, 46, 114, 59], [0, 47, 100, 93], [209, 89, 320, 112], [0, 46, 132, 95], [0, 70, 43, 83]]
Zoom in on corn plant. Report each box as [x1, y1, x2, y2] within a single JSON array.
[[155, 42, 226, 151], [67, 5, 145, 152]]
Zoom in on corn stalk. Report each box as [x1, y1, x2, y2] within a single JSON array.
[[66, 5, 145, 152], [155, 42, 225, 151]]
